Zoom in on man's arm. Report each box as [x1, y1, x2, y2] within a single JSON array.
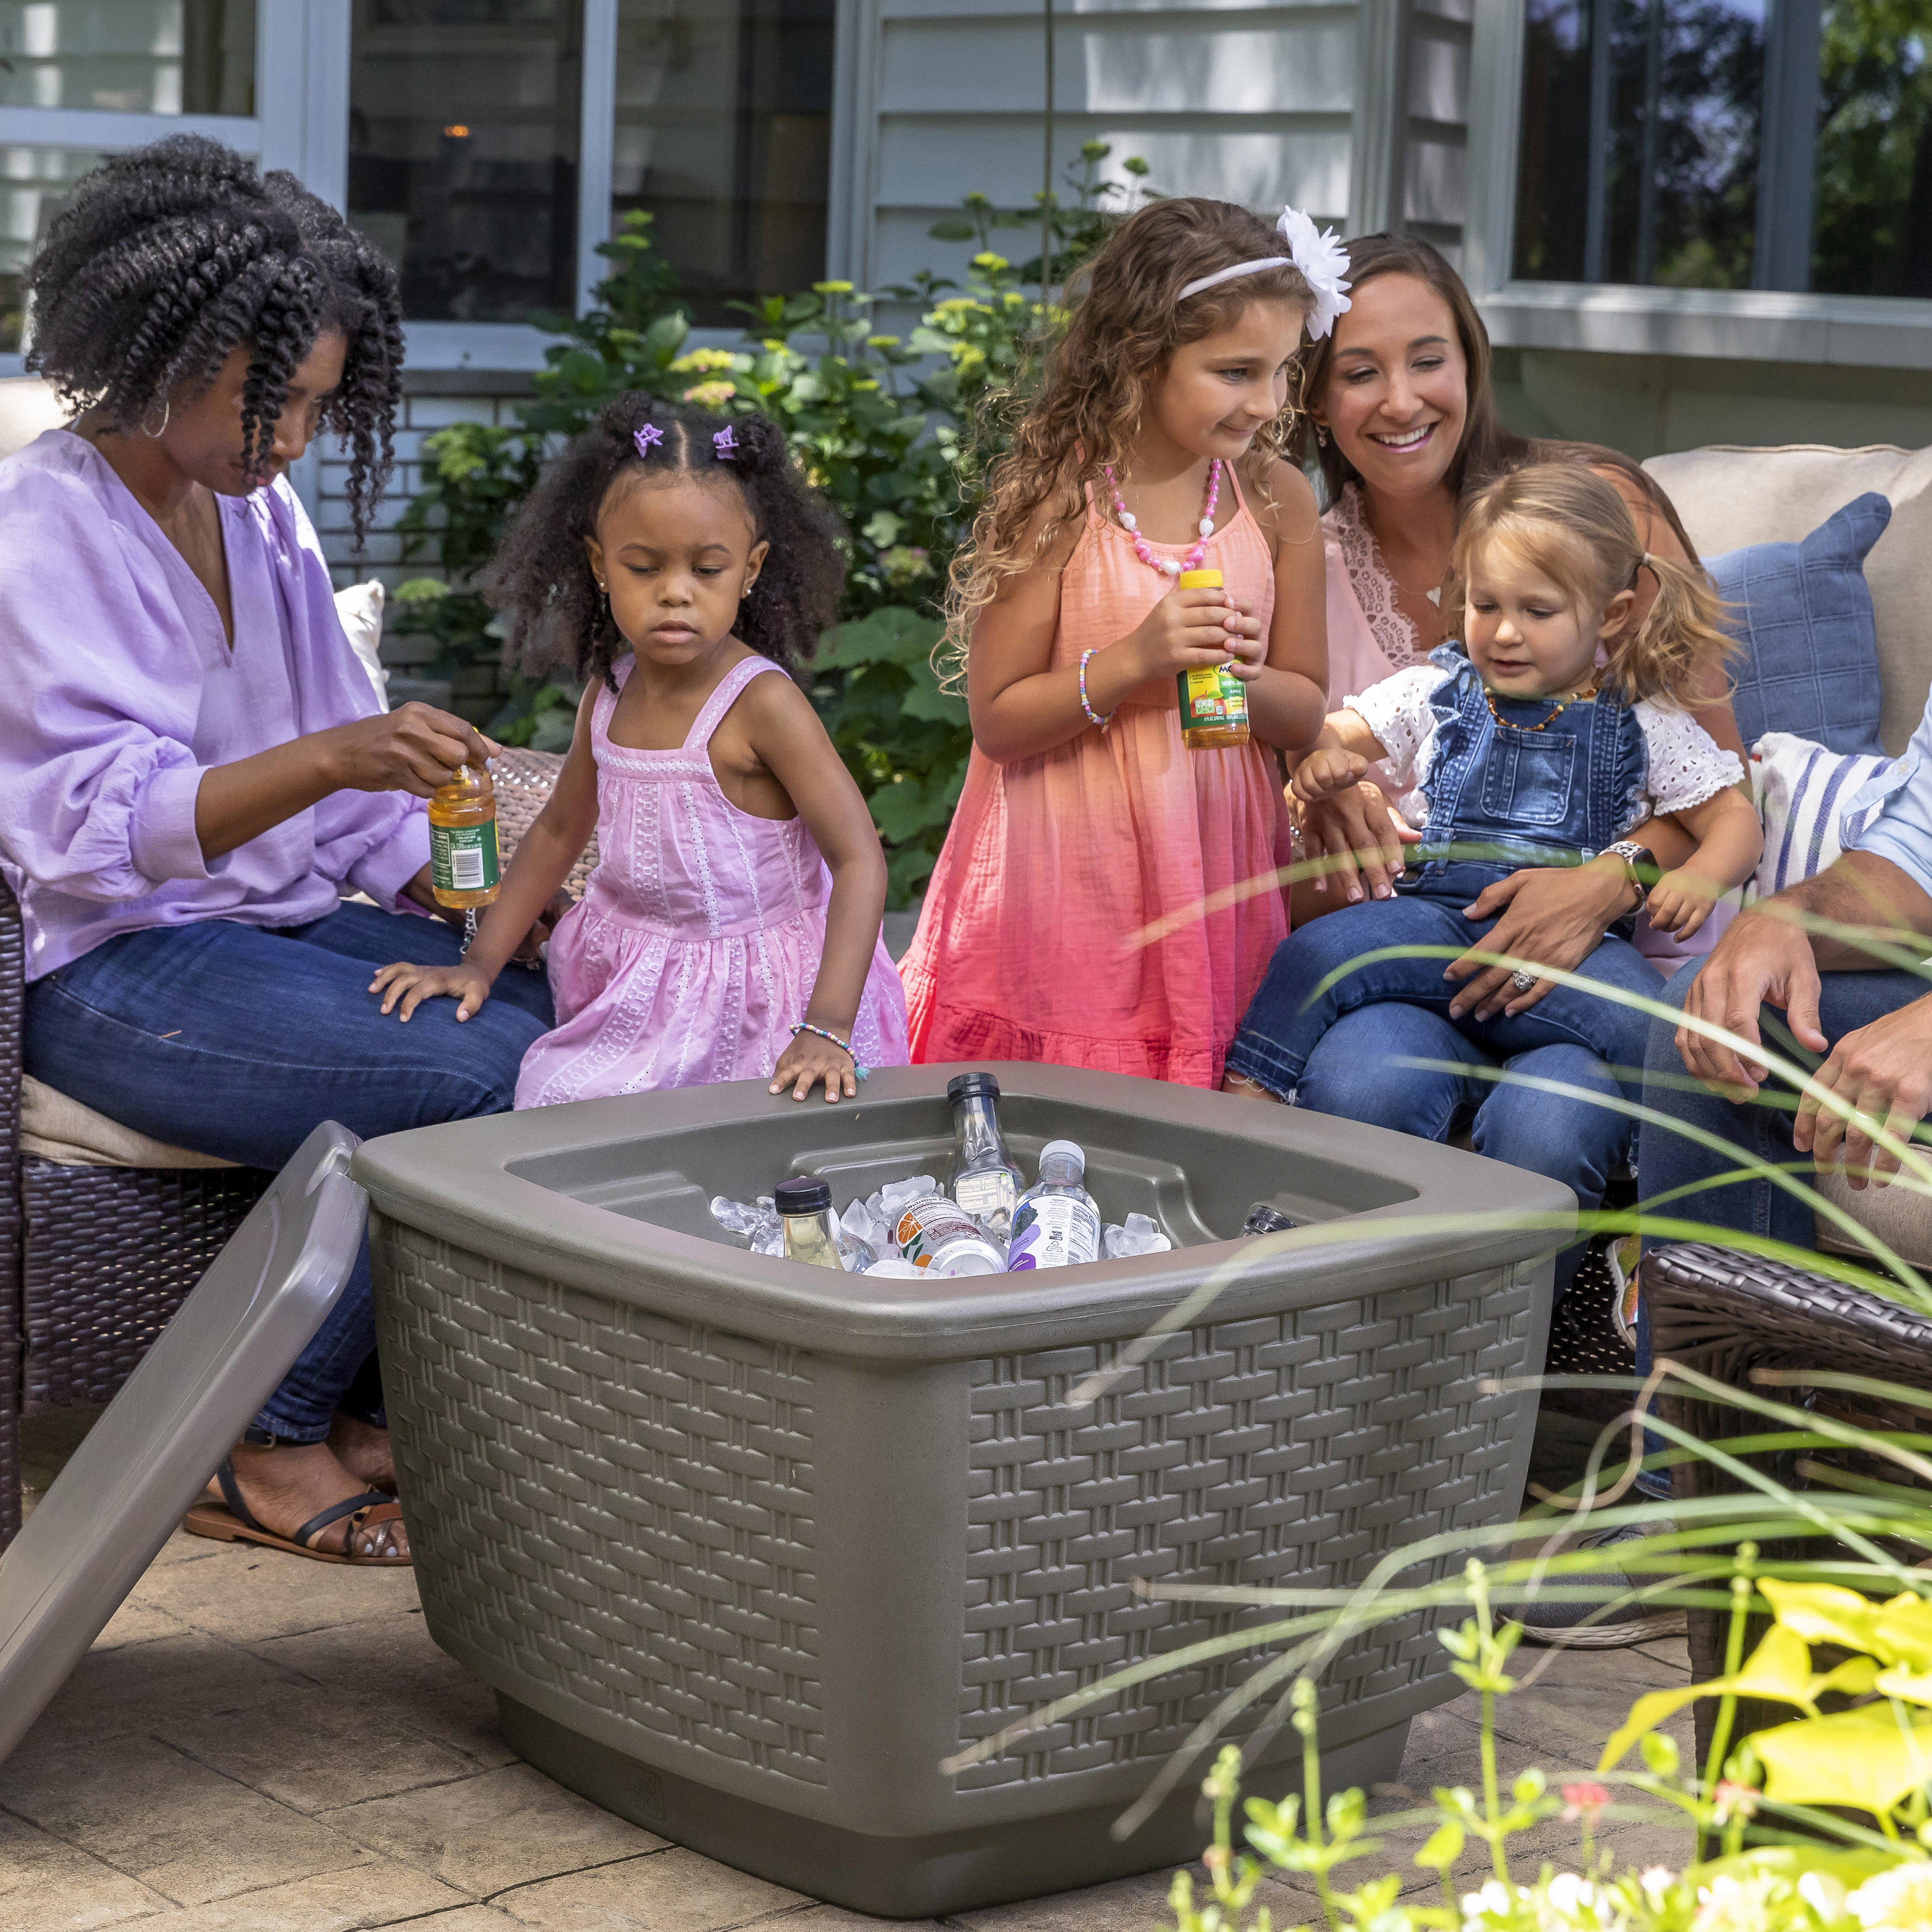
[[1774, 848, 1932, 969], [1678, 849, 1932, 1096]]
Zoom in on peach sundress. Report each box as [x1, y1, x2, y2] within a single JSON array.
[[900, 471, 1292, 1088]]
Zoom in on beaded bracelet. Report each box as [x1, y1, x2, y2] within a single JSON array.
[[1078, 648, 1113, 730], [789, 1021, 871, 1081]]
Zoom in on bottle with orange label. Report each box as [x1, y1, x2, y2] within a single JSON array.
[[427, 762, 501, 910], [1174, 567, 1251, 751]]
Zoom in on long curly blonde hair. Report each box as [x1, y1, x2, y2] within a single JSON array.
[[1451, 464, 1736, 709], [943, 198, 1313, 672]]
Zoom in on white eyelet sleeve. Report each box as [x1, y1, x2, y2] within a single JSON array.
[[1634, 702, 1747, 817], [1343, 664, 1451, 790]]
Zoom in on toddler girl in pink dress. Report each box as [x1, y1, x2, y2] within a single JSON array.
[[373, 398, 908, 1105]]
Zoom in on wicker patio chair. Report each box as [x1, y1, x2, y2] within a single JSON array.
[[0, 747, 580, 1548], [1644, 1240, 1932, 1765]]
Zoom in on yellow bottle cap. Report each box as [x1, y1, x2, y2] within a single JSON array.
[[1177, 569, 1223, 589]]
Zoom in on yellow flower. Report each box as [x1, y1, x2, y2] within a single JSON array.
[[866, 334, 902, 348], [812, 279, 855, 295], [971, 252, 1009, 272], [681, 380, 737, 408], [667, 348, 738, 374]]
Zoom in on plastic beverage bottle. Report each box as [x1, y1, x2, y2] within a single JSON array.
[[776, 1176, 842, 1270], [1174, 568, 1251, 751], [427, 761, 501, 910], [944, 1072, 1025, 1238], [893, 1191, 1005, 1275], [1244, 1202, 1297, 1235], [1006, 1140, 1101, 1271]]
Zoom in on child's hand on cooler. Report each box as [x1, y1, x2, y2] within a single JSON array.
[[1290, 748, 1370, 805], [369, 959, 494, 1022], [1644, 871, 1722, 939], [771, 1028, 859, 1105], [1126, 585, 1262, 681]]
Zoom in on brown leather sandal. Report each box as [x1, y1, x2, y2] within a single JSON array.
[[183, 1461, 410, 1565]]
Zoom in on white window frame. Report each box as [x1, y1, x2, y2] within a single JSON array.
[[1463, 0, 1932, 369]]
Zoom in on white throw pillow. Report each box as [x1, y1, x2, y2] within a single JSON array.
[[1749, 730, 1894, 898], [333, 578, 389, 710]]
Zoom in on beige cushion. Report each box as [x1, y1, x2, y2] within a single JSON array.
[[1812, 1167, 1932, 1270], [1644, 443, 1932, 756], [20, 1075, 235, 1170], [335, 578, 388, 709], [0, 375, 67, 463]]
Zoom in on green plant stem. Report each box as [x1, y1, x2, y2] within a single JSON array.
[[1699, 1545, 1758, 1861], [1295, 1682, 1341, 1932]]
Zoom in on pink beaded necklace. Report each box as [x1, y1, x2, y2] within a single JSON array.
[[1103, 460, 1222, 576]]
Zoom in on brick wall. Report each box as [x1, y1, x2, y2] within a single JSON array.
[[309, 373, 535, 722]]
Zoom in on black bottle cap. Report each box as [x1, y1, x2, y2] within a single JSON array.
[[775, 1176, 832, 1215], [946, 1072, 1001, 1104], [1244, 1203, 1296, 1235]]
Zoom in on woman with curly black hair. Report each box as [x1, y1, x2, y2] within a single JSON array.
[[0, 137, 559, 1565], [372, 395, 907, 1105]]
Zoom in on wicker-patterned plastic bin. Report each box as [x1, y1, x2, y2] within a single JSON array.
[[355, 1064, 1568, 1916]]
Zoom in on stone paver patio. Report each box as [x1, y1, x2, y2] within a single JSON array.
[[3, 1410, 1696, 1932]]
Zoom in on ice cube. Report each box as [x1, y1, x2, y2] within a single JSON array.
[[866, 1257, 925, 1278], [710, 1195, 764, 1237], [841, 1198, 887, 1250], [750, 1226, 786, 1258], [1103, 1214, 1172, 1259], [877, 1174, 938, 1220], [838, 1235, 880, 1272]]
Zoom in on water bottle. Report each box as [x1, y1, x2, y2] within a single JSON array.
[[1006, 1140, 1101, 1271], [945, 1072, 1024, 1238]]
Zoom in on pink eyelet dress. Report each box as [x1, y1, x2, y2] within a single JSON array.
[[515, 653, 909, 1108]]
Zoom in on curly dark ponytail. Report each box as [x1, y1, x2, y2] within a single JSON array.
[[485, 393, 847, 692], [25, 134, 403, 542]]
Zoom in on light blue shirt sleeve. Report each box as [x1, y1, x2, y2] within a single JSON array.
[[1844, 693, 1932, 899]]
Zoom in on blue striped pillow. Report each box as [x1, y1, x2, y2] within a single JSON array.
[[1750, 731, 1894, 898]]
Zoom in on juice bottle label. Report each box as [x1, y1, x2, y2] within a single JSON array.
[[1177, 665, 1251, 734], [895, 1194, 1000, 1270], [1006, 1196, 1101, 1271], [430, 820, 500, 895]]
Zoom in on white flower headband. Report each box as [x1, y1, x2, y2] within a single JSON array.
[[1178, 205, 1354, 340]]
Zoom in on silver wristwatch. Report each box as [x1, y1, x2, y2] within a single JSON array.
[[1600, 840, 1654, 905]]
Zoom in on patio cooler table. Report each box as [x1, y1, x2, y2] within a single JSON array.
[[354, 1064, 1570, 1916]]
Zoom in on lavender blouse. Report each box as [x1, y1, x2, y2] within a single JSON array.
[[0, 429, 429, 980]]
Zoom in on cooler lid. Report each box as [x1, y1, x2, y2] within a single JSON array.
[[0, 1121, 367, 1763]]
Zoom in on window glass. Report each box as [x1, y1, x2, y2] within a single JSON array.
[[1514, 0, 1932, 295], [0, 2, 254, 115], [613, 0, 834, 325], [347, 0, 582, 323], [0, 144, 109, 350]]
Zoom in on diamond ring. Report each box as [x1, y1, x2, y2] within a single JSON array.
[[1508, 969, 1538, 993]]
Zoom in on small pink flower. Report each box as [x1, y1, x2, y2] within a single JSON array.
[[1561, 1781, 1611, 1821], [1710, 1780, 1759, 1826]]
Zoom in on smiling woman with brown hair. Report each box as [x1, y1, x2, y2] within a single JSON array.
[[0, 136, 561, 1566]]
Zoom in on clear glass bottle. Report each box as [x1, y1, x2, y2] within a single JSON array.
[[775, 1176, 842, 1269], [427, 761, 501, 910], [1174, 567, 1251, 751], [944, 1072, 1025, 1238], [1007, 1140, 1102, 1271]]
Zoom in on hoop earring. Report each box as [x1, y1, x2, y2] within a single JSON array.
[[141, 396, 171, 439]]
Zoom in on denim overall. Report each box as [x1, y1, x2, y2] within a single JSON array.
[[1228, 645, 1665, 1101]]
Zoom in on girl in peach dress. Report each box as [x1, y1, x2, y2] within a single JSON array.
[[899, 198, 1347, 1086]]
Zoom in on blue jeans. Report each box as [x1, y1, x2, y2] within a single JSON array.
[[1270, 1001, 1637, 1302], [24, 901, 554, 1443], [1227, 883, 1663, 1100], [1639, 958, 1928, 1251]]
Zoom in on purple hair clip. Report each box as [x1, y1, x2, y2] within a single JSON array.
[[713, 425, 737, 460], [632, 423, 662, 458]]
